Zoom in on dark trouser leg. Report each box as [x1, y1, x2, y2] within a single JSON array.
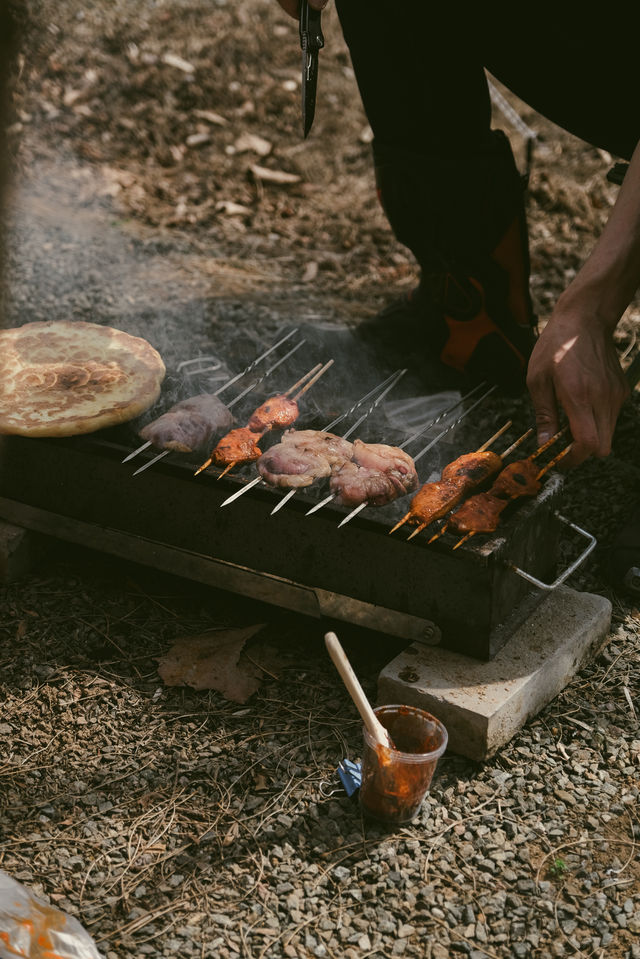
[[335, 2, 535, 394]]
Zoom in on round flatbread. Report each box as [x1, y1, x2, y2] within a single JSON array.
[[0, 320, 166, 436]]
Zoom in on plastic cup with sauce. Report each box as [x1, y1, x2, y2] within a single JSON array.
[[359, 704, 448, 824]]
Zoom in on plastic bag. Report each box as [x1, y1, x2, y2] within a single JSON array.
[[383, 391, 462, 435], [0, 872, 103, 959]]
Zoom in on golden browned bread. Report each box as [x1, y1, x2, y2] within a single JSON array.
[[0, 320, 165, 436]]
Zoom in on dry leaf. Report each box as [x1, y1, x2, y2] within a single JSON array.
[[216, 200, 252, 217], [222, 821, 240, 846], [302, 261, 318, 282], [186, 132, 211, 148], [250, 164, 301, 185], [161, 52, 196, 74], [193, 108, 227, 126], [234, 133, 272, 156], [157, 624, 267, 702]]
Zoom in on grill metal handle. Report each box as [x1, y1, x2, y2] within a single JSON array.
[[508, 512, 597, 591]]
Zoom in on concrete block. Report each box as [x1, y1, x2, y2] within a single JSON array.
[[377, 586, 612, 761], [0, 519, 45, 582]]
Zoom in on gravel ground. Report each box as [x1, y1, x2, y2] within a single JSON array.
[[2, 2, 640, 957], [1, 542, 639, 959]]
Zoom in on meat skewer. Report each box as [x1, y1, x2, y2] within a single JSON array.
[[219, 369, 407, 508], [136, 393, 233, 453], [268, 368, 407, 513], [327, 440, 419, 508], [385, 422, 527, 540], [333, 383, 498, 527], [258, 429, 356, 488], [429, 427, 567, 548], [194, 359, 334, 478], [404, 428, 532, 541], [453, 443, 573, 549], [122, 327, 300, 464], [131, 338, 308, 476]]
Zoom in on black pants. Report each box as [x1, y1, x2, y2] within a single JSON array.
[[334, 3, 637, 273], [335, 4, 636, 162]]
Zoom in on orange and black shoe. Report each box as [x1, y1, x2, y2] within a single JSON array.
[[357, 263, 536, 397], [414, 263, 536, 396]]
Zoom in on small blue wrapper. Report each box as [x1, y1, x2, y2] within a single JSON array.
[[338, 759, 362, 797]]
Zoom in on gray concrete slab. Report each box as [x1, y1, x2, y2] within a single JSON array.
[[377, 586, 612, 761]]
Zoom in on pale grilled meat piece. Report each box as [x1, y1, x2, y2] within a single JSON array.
[[257, 429, 354, 488], [330, 439, 418, 507], [139, 394, 233, 453], [280, 429, 355, 463]]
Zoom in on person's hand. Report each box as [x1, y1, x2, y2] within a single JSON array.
[[275, 0, 328, 19], [526, 298, 629, 469]]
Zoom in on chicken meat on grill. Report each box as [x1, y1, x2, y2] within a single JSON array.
[[209, 427, 263, 468], [403, 450, 503, 527], [139, 394, 234, 453], [330, 439, 419, 507], [257, 429, 354, 488], [247, 395, 299, 433], [447, 458, 541, 534]]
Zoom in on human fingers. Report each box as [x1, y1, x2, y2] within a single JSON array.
[[526, 366, 560, 450], [553, 380, 607, 468], [563, 357, 628, 465]]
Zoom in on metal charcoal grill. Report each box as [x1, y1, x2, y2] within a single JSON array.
[[0, 398, 594, 660]]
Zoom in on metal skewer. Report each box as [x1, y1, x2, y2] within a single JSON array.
[[333, 384, 499, 527], [122, 439, 154, 463], [212, 327, 300, 396], [134, 340, 309, 478], [197, 358, 335, 481], [219, 369, 407, 509], [122, 328, 301, 465], [222, 342, 312, 411]]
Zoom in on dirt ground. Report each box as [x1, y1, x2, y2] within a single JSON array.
[[2, 2, 640, 958]]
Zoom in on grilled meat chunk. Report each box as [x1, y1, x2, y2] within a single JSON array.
[[259, 447, 333, 488], [488, 458, 540, 498], [405, 450, 502, 527], [448, 458, 541, 534], [329, 461, 415, 506], [210, 427, 263, 467], [139, 394, 233, 453], [247, 395, 299, 432], [280, 429, 354, 463], [257, 430, 354, 488], [330, 440, 418, 507], [352, 439, 417, 478]]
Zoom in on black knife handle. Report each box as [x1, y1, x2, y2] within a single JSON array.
[[299, 0, 324, 52]]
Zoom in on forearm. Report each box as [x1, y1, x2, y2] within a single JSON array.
[[557, 139, 640, 332]]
